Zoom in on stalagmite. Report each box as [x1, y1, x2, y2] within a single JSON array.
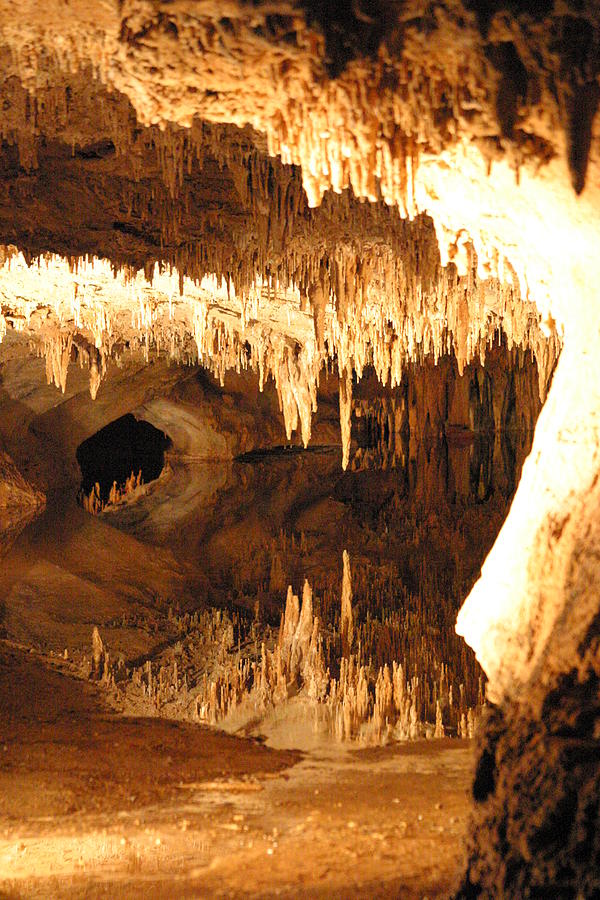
[[434, 701, 445, 739], [79, 468, 146, 515], [279, 586, 299, 668], [290, 579, 314, 681], [109, 551, 483, 745]]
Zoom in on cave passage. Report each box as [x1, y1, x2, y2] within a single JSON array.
[[76, 414, 171, 504]]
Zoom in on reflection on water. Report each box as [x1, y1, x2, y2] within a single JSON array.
[[352, 425, 525, 504], [89, 350, 541, 736], [111, 407, 534, 620], [106, 431, 533, 737], [0, 509, 40, 559], [203, 418, 529, 592], [352, 385, 534, 503]]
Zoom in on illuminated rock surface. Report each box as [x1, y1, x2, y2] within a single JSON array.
[[0, 1, 599, 896]]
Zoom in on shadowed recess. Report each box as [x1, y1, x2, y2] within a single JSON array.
[[76, 414, 171, 504]]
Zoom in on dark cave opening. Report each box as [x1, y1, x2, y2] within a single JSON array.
[[76, 414, 171, 507]]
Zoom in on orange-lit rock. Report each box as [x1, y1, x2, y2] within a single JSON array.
[[0, 2, 599, 896]]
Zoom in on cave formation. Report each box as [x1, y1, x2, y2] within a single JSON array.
[[0, 1, 599, 897]]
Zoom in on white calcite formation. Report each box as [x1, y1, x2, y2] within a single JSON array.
[[0, 240, 558, 474]]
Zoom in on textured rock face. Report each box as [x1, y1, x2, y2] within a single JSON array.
[[0, 2, 599, 895], [456, 414, 600, 896]]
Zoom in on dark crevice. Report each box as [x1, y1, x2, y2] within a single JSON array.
[[76, 414, 171, 505], [74, 140, 116, 160], [301, 0, 398, 78], [472, 747, 497, 802]]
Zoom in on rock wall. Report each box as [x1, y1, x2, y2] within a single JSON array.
[[457, 458, 600, 895]]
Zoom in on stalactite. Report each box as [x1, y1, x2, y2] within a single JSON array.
[[339, 364, 353, 470], [341, 549, 354, 657], [43, 333, 73, 393], [88, 347, 106, 400]]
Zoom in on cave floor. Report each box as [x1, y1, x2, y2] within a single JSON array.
[[0, 642, 471, 899]]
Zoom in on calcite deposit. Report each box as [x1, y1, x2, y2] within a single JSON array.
[[0, 1, 599, 896]]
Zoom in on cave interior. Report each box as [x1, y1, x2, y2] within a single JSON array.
[[0, 2, 599, 898]]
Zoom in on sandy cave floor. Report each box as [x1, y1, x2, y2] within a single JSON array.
[[0, 641, 471, 899]]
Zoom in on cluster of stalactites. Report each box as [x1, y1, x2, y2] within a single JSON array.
[[0, 226, 559, 466], [32, 332, 108, 400], [0, 0, 580, 207], [0, 47, 561, 352], [0, 46, 268, 199], [78, 469, 144, 516], [114, 552, 483, 743], [0, 12, 435, 215], [192, 296, 319, 448], [0, 42, 561, 437]]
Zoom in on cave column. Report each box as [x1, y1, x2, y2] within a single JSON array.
[[457, 274, 600, 706]]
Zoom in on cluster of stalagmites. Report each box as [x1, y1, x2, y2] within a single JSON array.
[[78, 469, 144, 516], [92, 552, 483, 744]]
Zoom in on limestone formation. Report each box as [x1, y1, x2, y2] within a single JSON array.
[[79, 468, 145, 515], [91, 626, 105, 681], [102, 553, 483, 747], [0, 2, 599, 894]]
